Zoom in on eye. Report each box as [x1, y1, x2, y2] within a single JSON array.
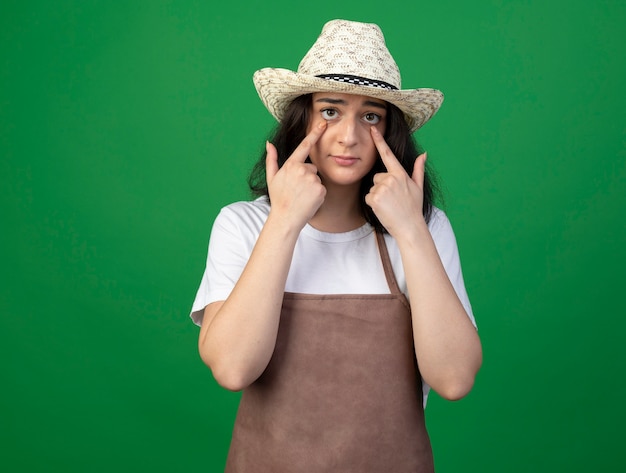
[[321, 108, 338, 120], [363, 112, 381, 125]]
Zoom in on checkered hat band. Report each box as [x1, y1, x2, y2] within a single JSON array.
[[315, 74, 398, 91]]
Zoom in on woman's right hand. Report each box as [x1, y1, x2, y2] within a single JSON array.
[[265, 121, 327, 231], [199, 121, 329, 390]]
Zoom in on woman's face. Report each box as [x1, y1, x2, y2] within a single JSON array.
[[306, 92, 387, 190]]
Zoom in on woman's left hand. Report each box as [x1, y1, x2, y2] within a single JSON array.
[[367, 127, 482, 400], [365, 126, 427, 239]]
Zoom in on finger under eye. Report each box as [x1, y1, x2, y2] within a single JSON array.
[[370, 126, 389, 149], [289, 121, 327, 163], [370, 127, 403, 171]]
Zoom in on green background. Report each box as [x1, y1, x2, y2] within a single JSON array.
[[2, 0, 625, 471]]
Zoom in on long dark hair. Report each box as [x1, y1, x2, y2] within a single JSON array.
[[248, 94, 442, 231]]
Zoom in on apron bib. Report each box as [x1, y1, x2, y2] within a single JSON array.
[[225, 232, 434, 472]]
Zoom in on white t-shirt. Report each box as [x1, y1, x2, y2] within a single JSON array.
[[191, 196, 474, 324], [190, 196, 476, 405]]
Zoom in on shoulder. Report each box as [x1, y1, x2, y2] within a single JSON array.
[[207, 198, 270, 265], [219, 196, 270, 219], [213, 197, 270, 234], [428, 206, 455, 238], [426, 207, 463, 260]]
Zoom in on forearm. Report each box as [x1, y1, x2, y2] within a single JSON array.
[[198, 213, 301, 391], [396, 221, 482, 400]]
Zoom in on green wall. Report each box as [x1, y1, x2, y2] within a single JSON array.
[[2, 1, 625, 471]]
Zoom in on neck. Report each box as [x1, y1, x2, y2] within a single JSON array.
[[308, 183, 365, 233]]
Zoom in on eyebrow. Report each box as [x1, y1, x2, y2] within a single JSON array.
[[314, 97, 387, 110]]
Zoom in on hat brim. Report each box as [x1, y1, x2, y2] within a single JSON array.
[[253, 68, 444, 133]]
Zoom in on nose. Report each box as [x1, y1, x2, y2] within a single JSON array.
[[337, 116, 358, 147]]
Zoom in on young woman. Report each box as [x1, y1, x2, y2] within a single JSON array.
[[191, 19, 482, 472]]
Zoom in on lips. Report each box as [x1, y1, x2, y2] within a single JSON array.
[[332, 155, 359, 166]]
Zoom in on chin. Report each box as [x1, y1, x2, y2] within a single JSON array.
[[323, 176, 366, 189]]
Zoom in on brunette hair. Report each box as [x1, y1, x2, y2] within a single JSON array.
[[248, 94, 442, 231]]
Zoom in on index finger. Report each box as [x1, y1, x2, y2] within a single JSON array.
[[287, 120, 327, 163], [370, 126, 405, 173]]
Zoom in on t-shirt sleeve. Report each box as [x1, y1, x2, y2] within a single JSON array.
[[429, 209, 476, 328], [190, 207, 253, 326]]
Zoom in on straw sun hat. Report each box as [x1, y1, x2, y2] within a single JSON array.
[[253, 19, 444, 133]]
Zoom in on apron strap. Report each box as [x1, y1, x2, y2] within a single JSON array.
[[375, 231, 403, 296]]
